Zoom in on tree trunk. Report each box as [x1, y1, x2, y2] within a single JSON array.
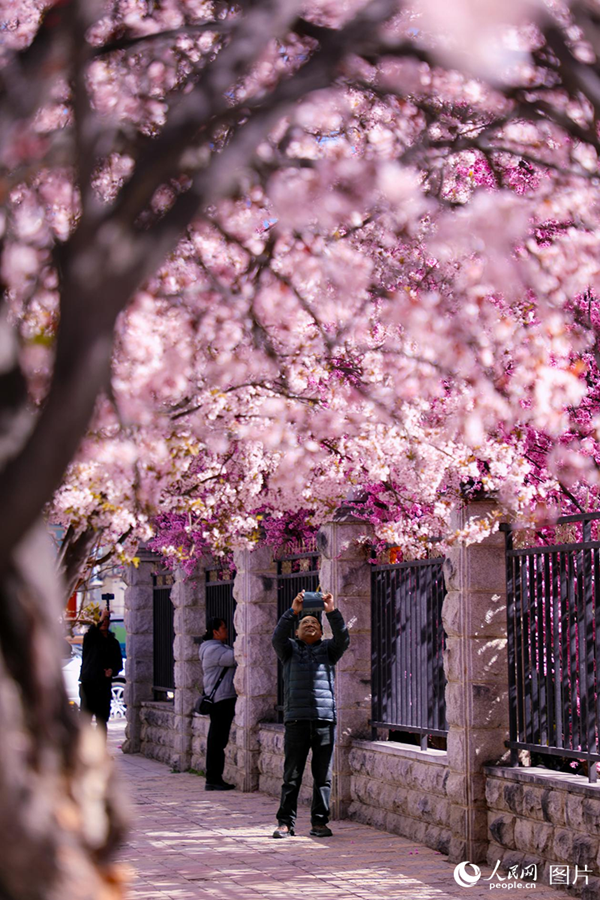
[[0, 522, 128, 900]]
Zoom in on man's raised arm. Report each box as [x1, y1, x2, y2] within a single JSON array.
[[323, 593, 350, 663], [272, 591, 303, 661]]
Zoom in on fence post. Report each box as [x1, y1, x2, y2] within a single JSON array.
[[170, 560, 206, 772], [318, 513, 374, 820], [231, 545, 279, 791], [123, 548, 156, 754], [443, 499, 510, 863]]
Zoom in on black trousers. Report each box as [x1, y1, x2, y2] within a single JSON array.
[[80, 679, 111, 728], [206, 697, 236, 785], [276, 719, 335, 828]]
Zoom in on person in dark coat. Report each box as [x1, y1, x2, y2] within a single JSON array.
[[271, 589, 349, 839], [79, 608, 123, 732]]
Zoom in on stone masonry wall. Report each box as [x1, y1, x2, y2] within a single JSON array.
[[230, 545, 279, 792], [486, 767, 600, 898], [349, 740, 451, 853], [140, 701, 177, 766], [443, 499, 510, 863]]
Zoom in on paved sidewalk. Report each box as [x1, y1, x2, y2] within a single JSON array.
[[110, 722, 563, 900]]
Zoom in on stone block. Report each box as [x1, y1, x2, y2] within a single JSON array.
[[541, 789, 565, 826], [465, 547, 507, 593], [124, 560, 155, 589], [335, 708, 371, 740], [445, 683, 509, 730], [517, 817, 554, 855], [235, 603, 278, 635], [238, 573, 276, 605], [470, 729, 511, 768], [318, 522, 373, 561], [583, 798, 600, 832], [411, 762, 449, 796], [124, 609, 153, 633], [235, 696, 278, 728], [334, 598, 371, 633], [445, 638, 508, 685], [390, 787, 409, 815], [447, 730, 465, 770], [234, 544, 274, 574], [503, 782, 524, 815], [234, 663, 277, 699], [487, 840, 505, 867], [128, 657, 154, 683], [258, 774, 281, 798], [485, 776, 504, 809], [448, 835, 468, 863], [338, 635, 371, 671], [338, 561, 372, 597], [427, 825, 452, 856], [553, 828, 574, 863], [406, 789, 449, 825], [489, 812, 516, 848], [443, 590, 508, 639], [566, 793, 586, 829], [448, 773, 468, 805], [334, 676, 371, 709], [173, 607, 204, 636], [521, 786, 544, 821], [581, 877, 600, 900], [573, 835, 599, 869], [126, 633, 154, 658]]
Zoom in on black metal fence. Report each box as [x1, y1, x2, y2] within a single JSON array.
[[152, 571, 175, 698], [206, 563, 236, 644], [276, 548, 320, 722], [503, 513, 600, 781], [371, 558, 447, 747]]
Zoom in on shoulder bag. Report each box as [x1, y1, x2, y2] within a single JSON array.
[[194, 666, 228, 714]]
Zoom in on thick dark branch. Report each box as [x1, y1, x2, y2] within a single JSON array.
[[93, 21, 231, 56], [99, 0, 304, 233]]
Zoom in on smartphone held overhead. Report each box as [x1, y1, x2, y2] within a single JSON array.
[[302, 590, 324, 611]]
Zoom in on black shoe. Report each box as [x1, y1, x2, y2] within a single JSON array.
[[310, 824, 333, 837], [272, 823, 295, 838], [205, 781, 235, 791]]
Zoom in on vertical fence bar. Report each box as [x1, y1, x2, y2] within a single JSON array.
[[552, 551, 563, 749], [514, 554, 525, 743], [559, 552, 569, 750], [583, 523, 596, 779], [568, 554, 580, 751], [592, 547, 600, 778], [505, 529, 519, 765], [542, 552, 552, 747]]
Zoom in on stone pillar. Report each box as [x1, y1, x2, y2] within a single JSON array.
[[231, 545, 278, 791], [318, 514, 373, 820], [443, 499, 510, 863], [122, 548, 156, 753], [171, 561, 206, 772]]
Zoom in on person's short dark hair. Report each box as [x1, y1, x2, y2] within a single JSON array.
[[200, 617, 226, 642]]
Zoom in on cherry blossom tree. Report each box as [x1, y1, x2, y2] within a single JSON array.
[[4, 0, 600, 896]]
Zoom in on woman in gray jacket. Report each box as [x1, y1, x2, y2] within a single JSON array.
[[199, 617, 237, 791]]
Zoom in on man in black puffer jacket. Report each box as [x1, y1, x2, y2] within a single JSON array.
[[271, 589, 349, 839]]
